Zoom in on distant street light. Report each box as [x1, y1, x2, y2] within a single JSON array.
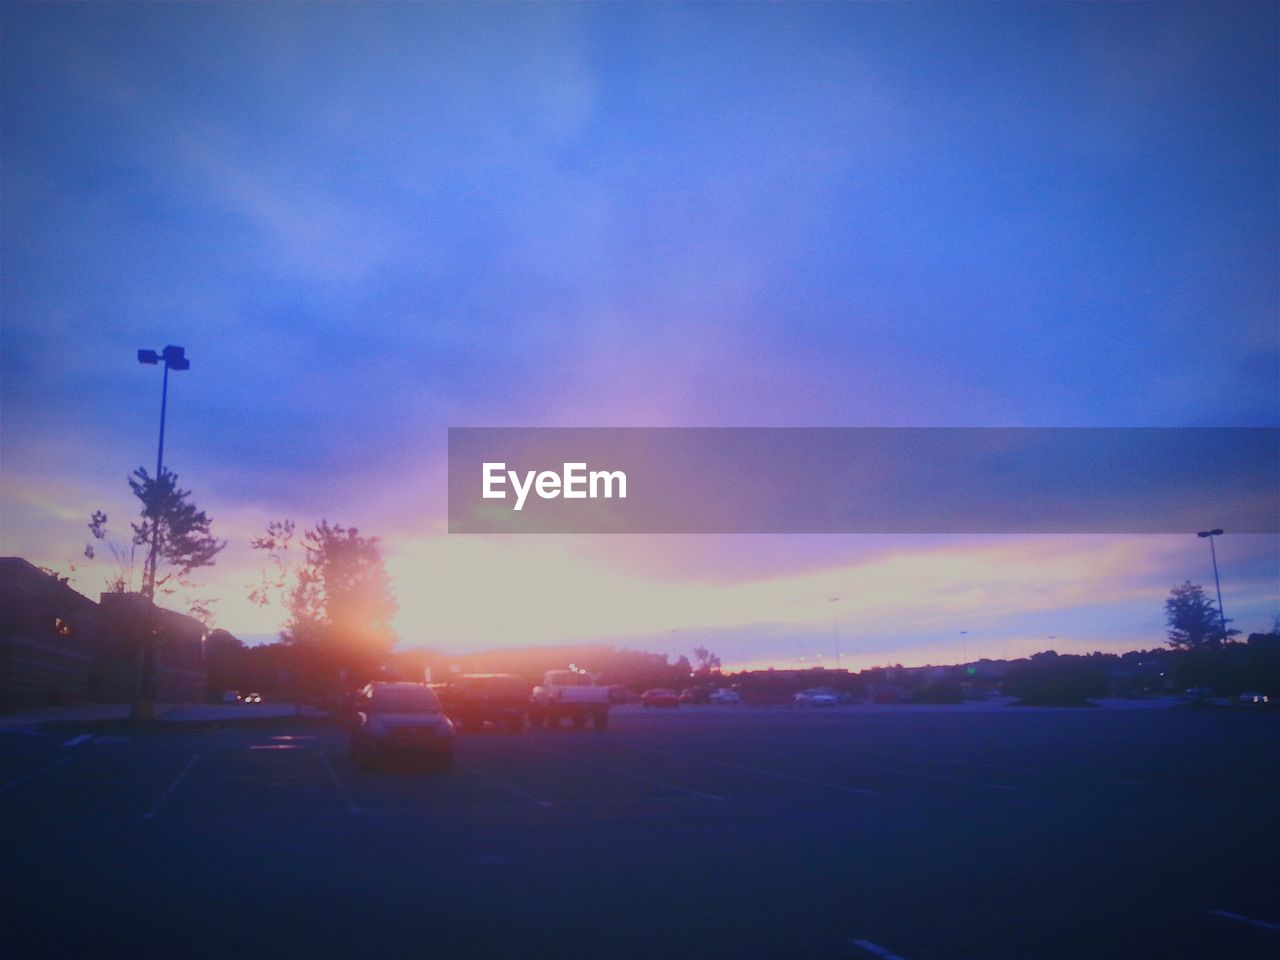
[[137, 346, 190, 600], [1196, 528, 1229, 646]]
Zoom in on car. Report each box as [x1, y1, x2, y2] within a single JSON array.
[[242, 692, 263, 704], [709, 688, 742, 704], [795, 687, 839, 707], [529, 669, 612, 730], [641, 688, 680, 708], [350, 682, 456, 769], [438, 673, 530, 732], [1238, 691, 1270, 705]]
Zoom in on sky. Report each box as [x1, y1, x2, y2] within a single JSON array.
[[2, 2, 1277, 669]]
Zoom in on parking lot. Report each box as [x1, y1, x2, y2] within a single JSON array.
[[3, 703, 1278, 959]]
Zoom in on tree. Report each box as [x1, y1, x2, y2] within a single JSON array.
[[692, 646, 722, 676], [252, 520, 397, 695], [1004, 655, 1107, 705], [83, 470, 223, 629], [128, 467, 225, 599], [1165, 581, 1237, 650]]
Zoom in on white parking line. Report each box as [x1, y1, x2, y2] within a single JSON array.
[[636, 747, 878, 796], [141, 754, 200, 820], [317, 749, 361, 815], [852, 938, 909, 959], [0, 757, 71, 793], [1210, 909, 1280, 932], [61, 733, 94, 747], [542, 747, 725, 801], [459, 762, 553, 808]]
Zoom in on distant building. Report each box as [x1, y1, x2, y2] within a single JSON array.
[[0, 557, 208, 712]]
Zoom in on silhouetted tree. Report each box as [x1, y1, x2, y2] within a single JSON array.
[[84, 470, 222, 624], [128, 467, 224, 599], [1004, 655, 1106, 705], [204, 628, 246, 698], [252, 520, 396, 695], [692, 646, 722, 676], [1165, 581, 1236, 650]]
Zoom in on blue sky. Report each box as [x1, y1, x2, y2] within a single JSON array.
[[2, 3, 1276, 663]]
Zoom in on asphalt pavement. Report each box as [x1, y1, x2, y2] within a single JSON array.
[[3, 703, 1277, 959]]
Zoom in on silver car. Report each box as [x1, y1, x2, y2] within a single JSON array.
[[351, 682, 456, 769]]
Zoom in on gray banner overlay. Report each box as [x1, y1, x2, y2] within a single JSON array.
[[448, 428, 1279, 534]]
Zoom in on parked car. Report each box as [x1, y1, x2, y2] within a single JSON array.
[[350, 682, 456, 770], [529, 669, 611, 730], [709, 688, 742, 705], [641, 688, 680, 708], [794, 687, 839, 707], [242, 692, 263, 704], [1238, 691, 1270, 705], [438, 673, 530, 732]]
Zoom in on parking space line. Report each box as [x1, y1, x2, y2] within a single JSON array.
[[317, 749, 361, 815], [1210, 909, 1280, 932], [542, 748, 725, 801], [852, 939, 909, 959], [839, 747, 1145, 787], [459, 762, 553, 807], [61, 733, 94, 747], [636, 747, 878, 796], [0, 757, 71, 793], [141, 753, 200, 820]]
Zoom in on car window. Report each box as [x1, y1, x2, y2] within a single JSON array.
[[370, 686, 441, 712]]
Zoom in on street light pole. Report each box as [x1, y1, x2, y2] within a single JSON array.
[[137, 346, 190, 600], [829, 596, 841, 670], [1196, 528, 1228, 646]]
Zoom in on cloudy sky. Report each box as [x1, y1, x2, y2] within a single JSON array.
[[2, 2, 1276, 668]]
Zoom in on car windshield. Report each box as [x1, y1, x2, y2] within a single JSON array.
[[463, 675, 528, 696], [370, 687, 440, 713]]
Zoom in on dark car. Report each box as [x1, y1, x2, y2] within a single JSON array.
[[439, 673, 531, 733], [641, 688, 680, 708], [350, 682, 456, 769]]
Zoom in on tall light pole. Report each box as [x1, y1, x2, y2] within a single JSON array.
[[1196, 528, 1228, 646], [137, 345, 189, 600], [828, 595, 841, 670]]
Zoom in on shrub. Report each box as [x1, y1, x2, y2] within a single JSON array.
[[1004, 657, 1106, 706]]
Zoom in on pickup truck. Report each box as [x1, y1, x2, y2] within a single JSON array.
[[528, 669, 610, 730]]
